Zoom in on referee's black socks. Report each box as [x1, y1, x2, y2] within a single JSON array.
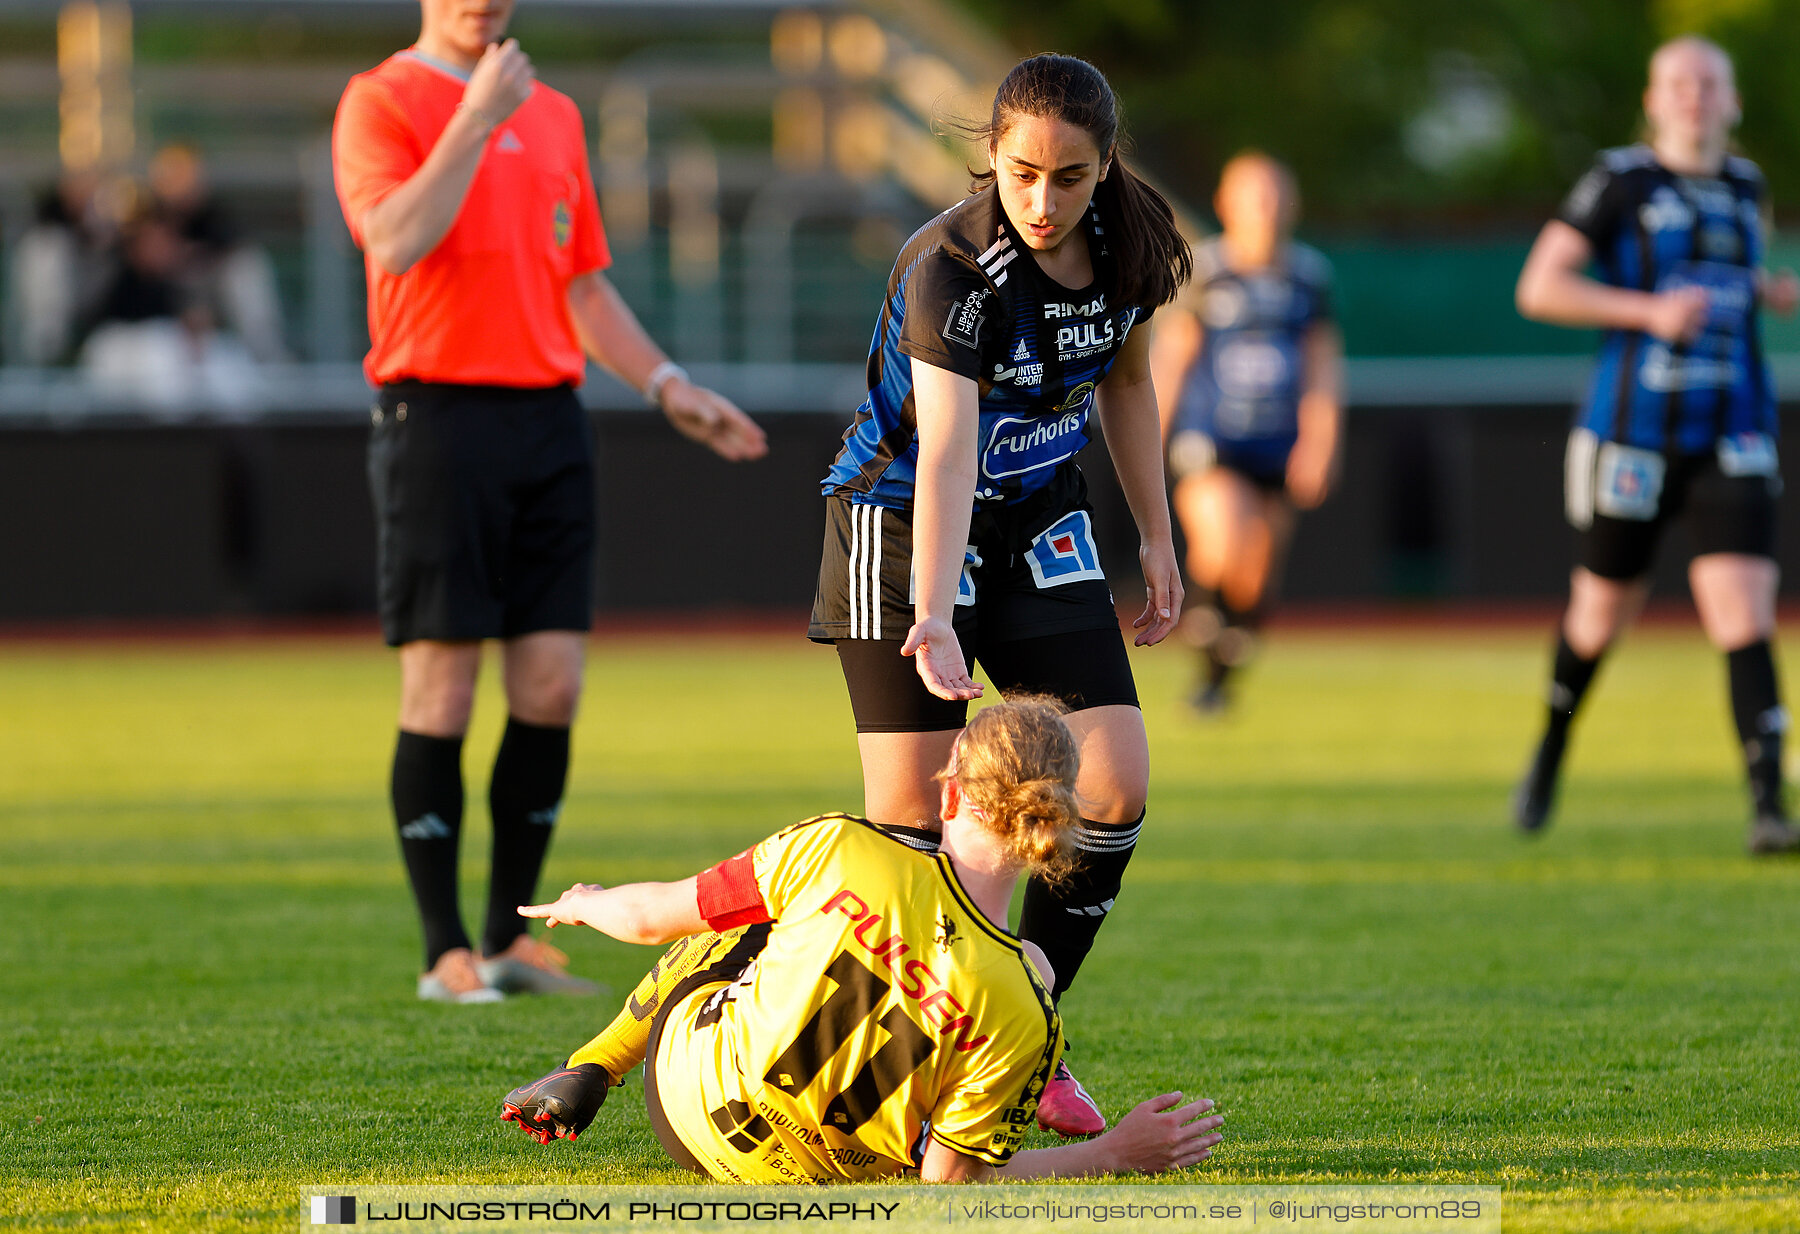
[[1727, 640, 1788, 820], [391, 730, 470, 969], [482, 718, 571, 957], [1017, 812, 1143, 1000]]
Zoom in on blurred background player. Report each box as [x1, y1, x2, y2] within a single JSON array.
[[500, 699, 1224, 1182], [333, 0, 768, 1003], [806, 54, 1190, 1135], [1512, 35, 1800, 854], [1152, 153, 1343, 714]]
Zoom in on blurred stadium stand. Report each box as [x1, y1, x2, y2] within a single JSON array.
[[4, 0, 1800, 619]]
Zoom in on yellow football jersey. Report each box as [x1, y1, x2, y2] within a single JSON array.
[[652, 814, 1062, 1183]]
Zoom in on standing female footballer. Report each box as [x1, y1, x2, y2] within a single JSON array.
[[1513, 36, 1800, 854], [1152, 153, 1343, 714], [805, 54, 1191, 1137], [499, 700, 1224, 1182]]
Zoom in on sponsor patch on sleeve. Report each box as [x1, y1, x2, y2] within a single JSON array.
[[943, 287, 990, 350]]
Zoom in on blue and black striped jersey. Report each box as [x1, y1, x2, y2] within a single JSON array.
[[1559, 144, 1774, 454], [1171, 238, 1332, 463], [821, 186, 1149, 509]]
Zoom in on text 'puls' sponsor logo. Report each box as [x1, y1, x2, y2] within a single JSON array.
[[1045, 296, 1129, 359], [1055, 318, 1118, 359], [1640, 188, 1694, 234], [820, 890, 991, 1050]]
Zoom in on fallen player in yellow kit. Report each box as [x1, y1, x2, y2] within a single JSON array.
[[500, 698, 1223, 1181]]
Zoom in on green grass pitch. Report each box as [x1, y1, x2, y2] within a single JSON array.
[[2, 624, 1797, 1232]]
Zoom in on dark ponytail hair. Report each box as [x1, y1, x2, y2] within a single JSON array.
[[968, 54, 1191, 309]]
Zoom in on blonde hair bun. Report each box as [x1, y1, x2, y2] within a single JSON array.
[[941, 696, 1081, 881]]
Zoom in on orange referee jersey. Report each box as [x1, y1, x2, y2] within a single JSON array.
[[332, 49, 610, 388]]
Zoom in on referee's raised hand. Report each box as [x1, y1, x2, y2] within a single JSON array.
[[463, 38, 535, 128]]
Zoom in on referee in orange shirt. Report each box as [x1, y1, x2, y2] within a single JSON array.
[[333, 0, 766, 1003]]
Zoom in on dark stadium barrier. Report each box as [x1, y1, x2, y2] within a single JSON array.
[[3, 405, 1799, 622]]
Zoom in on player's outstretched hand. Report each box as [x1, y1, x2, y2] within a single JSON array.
[[1764, 268, 1800, 317], [661, 379, 769, 462], [1646, 284, 1710, 344], [519, 882, 608, 930], [902, 617, 983, 702], [463, 39, 535, 128], [1101, 1092, 1224, 1174], [1132, 539, 1183, 647]]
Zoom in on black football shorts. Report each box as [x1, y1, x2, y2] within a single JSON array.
[[367, 381, 596, 647], [1564, 428, 1779, 581], [809, 464, 1139, 731]]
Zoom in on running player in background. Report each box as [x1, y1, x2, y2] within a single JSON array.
[[806, 54, 1191, 1135], [1513, 36, 1800, 854], [1151, 153, 1343, 714], [499, 700, 1224, 1182]]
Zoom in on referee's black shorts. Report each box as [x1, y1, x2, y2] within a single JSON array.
[[367, 381, 595, 647], [808, 464, 1140, 732]]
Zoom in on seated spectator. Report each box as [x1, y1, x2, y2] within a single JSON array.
[[8, 169, 116, 365], [147, 143, 290, 362], [78, 204, 261, 412]]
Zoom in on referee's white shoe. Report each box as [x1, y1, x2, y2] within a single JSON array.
[[1748, 815, 1800, 856], [418, 947, 505, 1004], [479, 934, 601, 996]]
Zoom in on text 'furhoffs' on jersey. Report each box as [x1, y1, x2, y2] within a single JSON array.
[[822, 186, 1148, 510]]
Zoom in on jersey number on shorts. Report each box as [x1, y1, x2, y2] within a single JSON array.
[[763, 950, 936, 1133]]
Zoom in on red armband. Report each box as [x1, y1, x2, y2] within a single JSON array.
[[695, 848, 771, 930]]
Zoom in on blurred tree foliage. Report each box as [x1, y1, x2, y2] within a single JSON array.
[[956, 0, 1800, 225]]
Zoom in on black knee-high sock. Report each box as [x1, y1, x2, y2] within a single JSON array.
[[1542, 634, 1603, 749], [1188, 590, 1229, 685], [482, 718, 572, 956], [1207, 598, 1262, 687], [1727, 640, 1787, 819], [1016, 812, 1143, 1000], [391, 730, 469, 969]]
